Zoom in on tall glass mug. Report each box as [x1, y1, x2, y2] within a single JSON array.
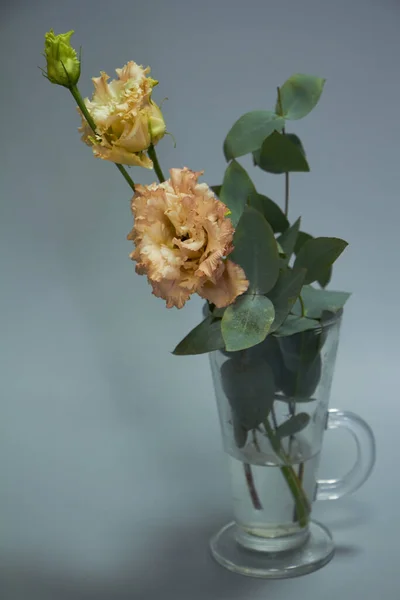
[[209, 312, 375, 578]]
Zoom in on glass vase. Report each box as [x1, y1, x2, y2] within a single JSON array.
[[209, 311, 375, 578]]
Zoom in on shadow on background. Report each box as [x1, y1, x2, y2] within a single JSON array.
[[0, 498, 371, 600], [0, 515, 268, 600]]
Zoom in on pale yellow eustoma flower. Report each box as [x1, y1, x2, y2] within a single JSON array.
[[79, 62, 166, 168], [127, 168, 249, 308]]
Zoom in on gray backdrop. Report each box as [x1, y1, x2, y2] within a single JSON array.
[[1, 0, 399, 598]]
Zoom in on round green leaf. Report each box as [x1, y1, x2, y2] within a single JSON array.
[[276, 413, 311, 439], [248, 192, 289, 233], [277, 217, 301, 264], [291, 285, 350, 319], [257, 131, 310, 173], [294, 231, 313, 254], [219, 161, 256, 227], [278, 355, 322, 398], [211, 185, 221, 197], [232, 415, 248, 447], [293, 237, 348, 285], [273, 315, 319, 337], [223, 110, 285, 160], [276, 74, 326, 120], [268, 268, 307, 331], [294, 232, 332, 288], [173, 316, 225, 355], [221, 294, 275, 352], [278, 328, 325, 370], [253, 133, 307, 174], [221, 356, 276, 429], [231, 206, 280, 294]]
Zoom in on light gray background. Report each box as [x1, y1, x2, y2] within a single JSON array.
[[1, 0, 399, 598]]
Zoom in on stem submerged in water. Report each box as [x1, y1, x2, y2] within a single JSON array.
[[264, 420, 310, 528], [243, 463, 263, 511]]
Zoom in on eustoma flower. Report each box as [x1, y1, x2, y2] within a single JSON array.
[[128, 168, 249, 308], [79, 62, 166, 168], [44, 30, 81, 87]]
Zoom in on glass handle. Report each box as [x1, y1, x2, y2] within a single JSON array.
[[316, 409, 376, 501]]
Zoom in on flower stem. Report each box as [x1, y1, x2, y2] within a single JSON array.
[[148, 143, 166, 183], [243, 463, 263, 511], [264, 419, 310, 528], [298, 294, 306, 318], [284, 171, 290, 218], [277, 87, 290, 219], [69, 85, 136, 192], [282, 122, 289, 219]]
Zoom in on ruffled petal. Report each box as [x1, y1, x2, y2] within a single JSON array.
[[91, 144, 153, 168], [79, 61, 165, 166], [127, 168, 241, 309], [198, 260, 249, 308]]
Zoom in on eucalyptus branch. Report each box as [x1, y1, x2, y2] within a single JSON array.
[[277, 87, 290, 218], [284, 171, 290, 218]]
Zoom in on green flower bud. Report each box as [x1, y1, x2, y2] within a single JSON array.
[[44, 29, 80, 88]]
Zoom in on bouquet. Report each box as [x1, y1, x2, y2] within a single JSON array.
[[42, 30, 351, 532]]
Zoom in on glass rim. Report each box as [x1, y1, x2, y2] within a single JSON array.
[[312, 308, 343, 331]]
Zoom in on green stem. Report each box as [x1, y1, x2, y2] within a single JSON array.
[[264, 419, 310, 528], [298, 294, 306, 318], [282, 122, 289, 219], [284, 171, 289, 218], [148, 144, 166, 183], [69, 85, 136, 192], [277, 87, 290, 219]]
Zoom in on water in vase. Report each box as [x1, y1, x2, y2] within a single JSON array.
[[229, 448, 320, 543]]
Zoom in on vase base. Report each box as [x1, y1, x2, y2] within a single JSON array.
[[209, 520, 334, 579]]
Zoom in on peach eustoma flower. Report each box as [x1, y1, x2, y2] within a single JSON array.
[[79, 62, 166, 168], [127, 168, 249, 308]]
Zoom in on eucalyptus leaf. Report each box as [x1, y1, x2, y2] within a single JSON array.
[[221, 357, 276, 429], [317, 265, 332, 288], [231, 206, 280, 294], [277, 325, 325, 397], [285, 133, 306, 155], [225, 335, 286, 394], [219, 161, 256, 227], [211, 185, 221, 197], [294, 231, 313, 254], [278, 355, 322, 398], [253, 133, 307, 174], [276, 413, 311, 439], [221, 294, 275, 352], [212, 306, 226, 318], [173, 316, 225, 355], [294, 237, 348, 285], [268, 268, 307, 331], [232, 415, 248, 448], [278, 327, 325, 370], [248, 192, 289, 233], [277, 217, 301, 264], [276, 74, 326, 120], [223, 110, 285, 160], [277, 242, 286, 256], [291, 285, 350, 319], [273, 315, 319, 337], [256, 131, 310, 173], [294, 232, 332, 288]]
